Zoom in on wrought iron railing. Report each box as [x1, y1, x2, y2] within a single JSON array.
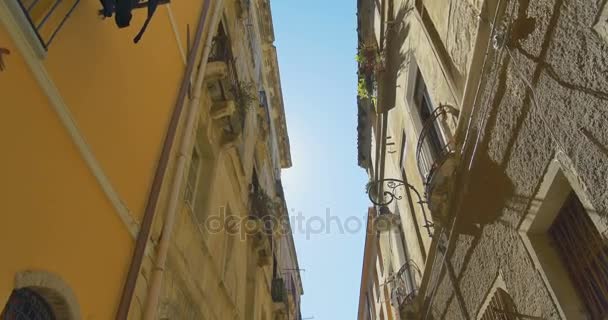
[[249, 185, 278, 239], [207, 31, 240, 99], [391, 261, 421, 309], [208, 34, 231, 63], [415, 104, 459, 188], [16, 0, 80, 49], [207, 33, 250, 137]]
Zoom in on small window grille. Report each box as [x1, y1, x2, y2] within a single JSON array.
[[480, 289, 518, 320], [1, 288, 55, 320], [15, 0, 80, 49], [184, 146, 200, 209], [549, 192, 608, 319]]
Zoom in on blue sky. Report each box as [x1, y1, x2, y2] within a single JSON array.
[[272, 1, 370, 319]]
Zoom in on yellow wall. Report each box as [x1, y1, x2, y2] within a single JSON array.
[[42, 0, 203, 219], [0, 25, 132, 318], [0, 0, 206, 316]]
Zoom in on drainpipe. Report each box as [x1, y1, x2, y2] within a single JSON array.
[[142, 0, 224, 319], [114, 0, 213, 318]]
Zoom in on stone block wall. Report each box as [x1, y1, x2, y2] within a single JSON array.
[[425, 0, 608, 318]]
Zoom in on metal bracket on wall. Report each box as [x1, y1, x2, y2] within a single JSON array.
[[367, 178, 434, 236]]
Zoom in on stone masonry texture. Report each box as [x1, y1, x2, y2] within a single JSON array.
[[427, 0, 608, 318]]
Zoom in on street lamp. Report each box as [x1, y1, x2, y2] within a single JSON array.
[[367, 178, 434, 236]]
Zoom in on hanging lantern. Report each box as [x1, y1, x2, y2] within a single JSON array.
[[374, 206, 401, 232]]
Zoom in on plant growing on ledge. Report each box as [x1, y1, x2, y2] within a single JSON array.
[[233, 81, 257, 131], [357, 76, 377, 105], [251, 187, 280, 218], [356, 45, 384, 77]]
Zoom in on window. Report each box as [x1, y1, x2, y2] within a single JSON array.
[[548, 192, 608, 318], [376, 235, 384, 275], [395, 204, 415, 294], [222, 205, 239, 304], [413, 70, 444, 159], [184, 145, 200, 209], [479, 289, 518, 320], [1, 288, 55, 320], [519, 158, 604, 319], [208, 21, 230, 62], [398, 131, 407, 169], [189, 126, 217, 224]]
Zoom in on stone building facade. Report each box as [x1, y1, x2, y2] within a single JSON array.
[[0, 0, 301, 318], [357, 0, 608, 319]]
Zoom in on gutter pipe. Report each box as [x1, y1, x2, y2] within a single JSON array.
[[141, 0, 224, 318], [115, 0, 213, 318]]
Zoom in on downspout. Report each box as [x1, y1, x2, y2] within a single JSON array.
[[142, 0, 224, 319], [115, 0, 212, 318]]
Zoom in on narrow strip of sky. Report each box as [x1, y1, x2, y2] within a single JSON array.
[[271, 1, 370, 319]]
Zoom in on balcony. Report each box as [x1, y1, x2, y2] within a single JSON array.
[[9, 0, 80, 53], [415, 104, 459, 225], [390, 263, 421, 319], [206, 32, 253, 145], [248, 185, 278, 266]]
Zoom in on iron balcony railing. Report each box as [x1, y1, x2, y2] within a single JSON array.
[[16, 0, 80, 49], [208, 35, 250, 140], [391, 261, 421, 310], [249, 184, 278, 241], [208, 34, 231, 63], [415, 104, 459, 190], [208, 31, 241, 99]]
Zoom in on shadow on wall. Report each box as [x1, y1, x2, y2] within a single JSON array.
[[378, 4, 413, 111], [456, 151, 515, 235]]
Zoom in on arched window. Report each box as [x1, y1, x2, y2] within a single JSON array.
[[1, 288, 55, 319], [5, 271, 80, 320]]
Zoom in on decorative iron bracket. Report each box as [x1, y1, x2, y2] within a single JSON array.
[[367, 178, 434, 237]]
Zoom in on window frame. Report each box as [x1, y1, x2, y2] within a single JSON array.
[[398, 131, 407, 170], [184, 144, 202, 211], [411, 69, 446, 160], [518, 155, 604, 319]]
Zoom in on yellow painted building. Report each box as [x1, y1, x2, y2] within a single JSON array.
[[0, 0, 302, 318]]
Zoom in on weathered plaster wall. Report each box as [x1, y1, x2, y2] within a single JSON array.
[[427, 0, 608, 318]]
